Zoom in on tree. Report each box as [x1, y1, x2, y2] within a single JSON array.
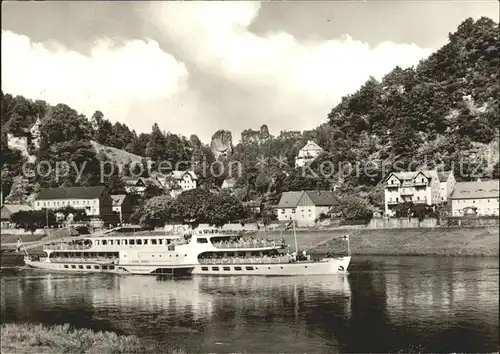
[[174, 188, 213, 227], [204, 192, 247, 227], [145, 123, 167, 161], [331, 196, 373, 221], [10, 209, 58, 233]]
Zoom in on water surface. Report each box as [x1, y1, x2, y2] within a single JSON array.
[[1, 256, 498, 353]]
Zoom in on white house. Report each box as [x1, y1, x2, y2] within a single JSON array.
[[450, 180, 499, 216], [295, 140, 323, 168], [383, 170, 447, 215], [276, 190, 336, 227], [166, 170, 198, 198], [111, 194, 133, 223], [33, 186, 113, 220], [221, 178, 236, 191], [123, 176, 163, 195], [437, 171, 456, 202]]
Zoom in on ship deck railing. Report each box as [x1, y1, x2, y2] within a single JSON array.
[[39, 257, 119, 263], [199, 256, 293, 265], [211, 240, 281, 249], [45, 244, 92, 251]]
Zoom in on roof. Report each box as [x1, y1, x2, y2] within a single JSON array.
[[305, 190, 336, 206], [450, 180, 499, 200], [1, 204, 32, 220], [123, 177, 163, 189], [37, 186, 107, 200], [221, 178, 236, 189], [300, 140, 323, 152], [385, 169, 445, 182], [437, 171, 451, 182], [111, 194, 127, 206], [277, 191, 304, 208], [171, 170, 198, 180], [277, 190, 336, 208]]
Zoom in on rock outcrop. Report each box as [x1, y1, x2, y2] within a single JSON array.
[[210, 130, 233, 159]]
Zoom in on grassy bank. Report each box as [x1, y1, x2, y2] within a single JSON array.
[[0, 323, 184, 354], [264, 226, 499, 257]]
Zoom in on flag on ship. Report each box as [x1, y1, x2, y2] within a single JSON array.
[[341, 234, 349, 240], [284, 220, 294, 231]]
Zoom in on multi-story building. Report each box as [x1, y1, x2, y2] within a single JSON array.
[[437, 171, 456, 202], [383, 170, 450, 215], [295, 140, 323, 168], [165, 171, 198, 198], [123, 176, 164, 195], [277, 190, 336, 227], [450, 180, 499, 216], [33, 186, 113, 221], [111, 194, 133, 223]]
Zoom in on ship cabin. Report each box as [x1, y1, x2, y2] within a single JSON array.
[[40, 233, 192, 263]]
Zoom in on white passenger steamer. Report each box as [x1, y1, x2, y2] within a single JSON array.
[[23, 232, 198, 276], [189, 223, 351, 276], [23, 221, 351, 276]]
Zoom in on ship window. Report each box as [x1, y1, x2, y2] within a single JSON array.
[[136, 240, 142, 245], [158, 239, 163, 245], [86, 265, 91, 269], [109, 240, 113, 245], [95, 241, 99, 246], [78, 265, 84, 269], [151, 239, 157, 245], [71, 265, 76, 269], [102, 266, 108, 270], [109, 266, 115, 270], [234, 267, 242, 271], [102, 240, 107, 246], [64, 265, 69, 269], [94, 266, 99, 269], [212, 267, 219, 271], [129, 240, 135, 245], [223, 267, 230, 271], [197, 238, 208, 243], [201, 267, 209, 271], [123, 240, 128, 245], [245, 266, 254, 271], [143, 239, 148, 245], [116, 240, 120, 245]]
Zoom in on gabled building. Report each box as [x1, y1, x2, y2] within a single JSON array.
[[437, 171, 456, 202], [383, 170, 448, 215], [295, 140, 323, 168], [221, 178, 236, 191], [123, 176, 163, 195], [450, 180, 499, 216], [34, 186, 113, 221], [111, 194, 133, 223], [164, 171, 198, 198], [1, 204, 32, 228], [276, 190, 336, 226]]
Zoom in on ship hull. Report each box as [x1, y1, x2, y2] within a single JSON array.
[[24, 259, 194, 276], [192, 256, 351, 276]]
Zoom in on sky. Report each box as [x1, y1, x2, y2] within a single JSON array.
[[1, 1, 499, 143]]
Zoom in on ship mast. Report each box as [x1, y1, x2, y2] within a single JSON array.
[[292, 219, 298, 254]]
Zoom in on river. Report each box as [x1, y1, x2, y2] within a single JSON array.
[[1, 256, 498, 353]]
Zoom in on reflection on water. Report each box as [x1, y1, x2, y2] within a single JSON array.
[[1, 256, 498, 353]]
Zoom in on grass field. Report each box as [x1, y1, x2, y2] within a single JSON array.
[[0, 323, 184, 354], [264, 226, 499, 257]]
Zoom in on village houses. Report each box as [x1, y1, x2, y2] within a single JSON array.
[[111, 194, 133, 224], [295, 140, 323, 168], [165, 170, 198, 198], [276, 190, 336, 227], [33, 186, 113, 224], [449, 180, 499, 216], [0, 204, 32, 228], [383, 169, 454, 215]]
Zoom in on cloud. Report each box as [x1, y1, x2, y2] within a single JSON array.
[[151, 2, 433, 135], [2, 2, 434, 143], [1, 30, 194, 135]]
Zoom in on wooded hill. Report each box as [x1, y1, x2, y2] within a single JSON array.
[[1, 17, 498, 209]]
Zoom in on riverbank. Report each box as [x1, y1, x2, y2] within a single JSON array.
[[266, 226, 499, 257], [0, 323, 185, 354]]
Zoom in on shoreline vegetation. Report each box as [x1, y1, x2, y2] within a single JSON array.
[[0, 323, 185, 354]]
